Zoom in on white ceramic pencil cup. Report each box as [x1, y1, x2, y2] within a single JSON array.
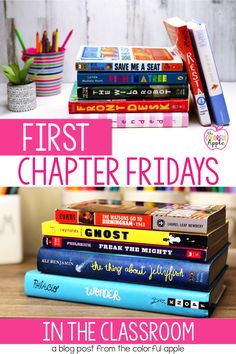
[[0, 195, 23, 264]]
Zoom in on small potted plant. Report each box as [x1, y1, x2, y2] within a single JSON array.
[[0, 58, 37, 112]]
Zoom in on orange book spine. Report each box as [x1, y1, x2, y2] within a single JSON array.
[[164, 20, 211, 126]]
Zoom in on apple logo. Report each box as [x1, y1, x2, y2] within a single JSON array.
[[204, 125, 229, 150]]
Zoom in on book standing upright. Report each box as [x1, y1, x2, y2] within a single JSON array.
[[164, 17, 211, 126]]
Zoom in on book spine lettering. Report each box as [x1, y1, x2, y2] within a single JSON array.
[[55, 210, 152, 229], [24, 270, 210, 317], [43, 236, 208, 261], [77, 85, 189, 100], [77, 72, 188, 85], [42, 221, 209, 248], [113, 112, 189, 128], [68, 98, 189, 114], [55, 209, 79, 224], [180, 27, 211, 125], [75, 62, 183, 72], [152, 215, 208, 234], [37, 247, 210, 290], [164, 22, 211, 125], [68, 112, 189, 128]]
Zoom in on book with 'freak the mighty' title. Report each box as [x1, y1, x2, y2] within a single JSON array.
[[42, 233, 228, 262], [37, 244, 228, 291], [42, 220, 228, 250]]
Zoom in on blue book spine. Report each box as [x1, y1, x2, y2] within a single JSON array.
[[24, 270, 210, 317], [209, 94, 230, 126], [77, 72, 188, 85], [37, 247, 216, 291]]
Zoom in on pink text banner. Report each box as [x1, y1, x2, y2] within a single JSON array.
[[0, 319, 236, 344], [0, 119, 112, 156]]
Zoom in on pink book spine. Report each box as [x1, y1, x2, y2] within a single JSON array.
[[69, 112, 188, 128]]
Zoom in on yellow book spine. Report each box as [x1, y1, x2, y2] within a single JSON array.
[[42, 220, 170, 246]]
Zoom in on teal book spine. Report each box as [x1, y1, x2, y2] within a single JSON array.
[[24, 270, 211, 317]]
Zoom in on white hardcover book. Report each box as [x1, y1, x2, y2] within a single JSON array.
[[188, 20, 230, 125]]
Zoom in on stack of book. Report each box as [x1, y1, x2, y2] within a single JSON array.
[[68, 17, 230, 127], [24, 200, 229, 317], [68, 46, 190, 128]]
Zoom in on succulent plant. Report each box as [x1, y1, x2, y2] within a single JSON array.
[[0, 58, 34, 85]]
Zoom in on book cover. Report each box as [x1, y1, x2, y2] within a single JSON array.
[[188, 20, 230, 126], [37, 245, 228, 290], [163, 17, 211, 126], [75, 46, 183, 71], [42, 220, 228, 249], [43, 233, 228, 262], [55, 199, 226, 233], [77, 71, 188, 85], [77, 84, 189, 100], [24, 269, 226, 317]]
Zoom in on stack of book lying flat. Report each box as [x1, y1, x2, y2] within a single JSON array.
[[24, 200, 229, 317], [68, 17, 230, 127], [68, 45, 190, 128]]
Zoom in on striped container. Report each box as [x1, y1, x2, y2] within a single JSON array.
[[23, 48, 65, 96]]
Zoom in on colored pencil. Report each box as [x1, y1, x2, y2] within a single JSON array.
[[52, 31, 56, 52], [61, 29, 73, 49], [42, 30, 47, 53], [55, 28, 59, 52], [0, 187, 8, 195], [15, 27, 26, 51], [46, 38, 50, 53], [36, 32, 39, 54], [39, 40, 42, 54]]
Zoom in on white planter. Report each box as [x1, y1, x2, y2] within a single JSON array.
[[7, 81, 37, 112]]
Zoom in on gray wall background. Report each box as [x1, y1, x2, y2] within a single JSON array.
[[0, 0, 236, 82]]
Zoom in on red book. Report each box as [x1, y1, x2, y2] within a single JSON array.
[[164, 17, 211, 126], [68, 97, 189, 114], [55, 201, 153, 230]]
